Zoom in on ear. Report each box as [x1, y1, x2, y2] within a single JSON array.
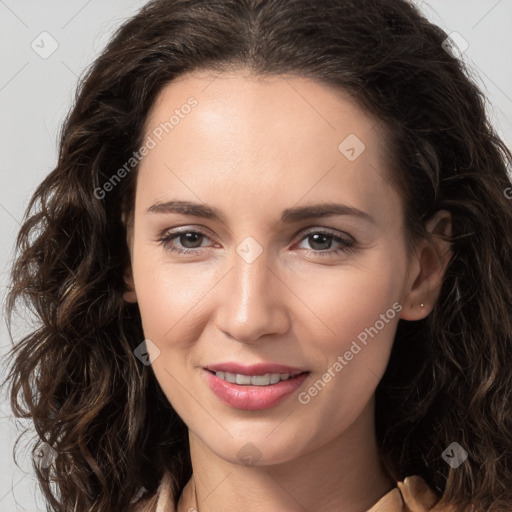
[[123, 265, 138, 303], [121, 211, 137, 303], [400, 209, 452, 320]]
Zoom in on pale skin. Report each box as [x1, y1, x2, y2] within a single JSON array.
[[123, 69, 452, 512]]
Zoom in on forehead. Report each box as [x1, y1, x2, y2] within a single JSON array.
[[136, 70, 400, 227], [144, 69, 382, 146]]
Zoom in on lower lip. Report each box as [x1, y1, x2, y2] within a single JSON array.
[[204, 369, 310, 410]]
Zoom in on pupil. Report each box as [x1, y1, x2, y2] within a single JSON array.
[[178, 233, 333, 250], [182, 233, 202, 248], [310, 233, 331, 250]]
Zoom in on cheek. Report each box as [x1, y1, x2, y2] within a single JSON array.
[[130, 228, 218, 340], [134, 262, 211, 345], [133, 238, 405, 347], [294, 249, 405, 409], [315, 289, 399, 385], [297, 251, 404, 346], [294, 266, 402, 432]]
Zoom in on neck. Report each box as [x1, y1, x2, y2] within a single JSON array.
[[177, 396, 394, 512]]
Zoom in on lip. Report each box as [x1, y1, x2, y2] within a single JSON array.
[[205, 362, 306, 376], [203, 369, 310, 410]]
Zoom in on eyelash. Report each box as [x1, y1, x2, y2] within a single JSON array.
[[157, 227, 355, 257]]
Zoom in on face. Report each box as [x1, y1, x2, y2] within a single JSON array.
[[125, 69, 414, 466]]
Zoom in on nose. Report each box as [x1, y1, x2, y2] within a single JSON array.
[[213, 247, 290, 344]]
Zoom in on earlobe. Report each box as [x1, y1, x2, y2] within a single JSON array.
[[121, 215, 137, 303], [123, 290, 137, 303], [400, 209, 453, 321], [123, 268, 138, 303]]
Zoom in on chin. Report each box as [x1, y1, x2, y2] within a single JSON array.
[[204, 432, 306, 467]]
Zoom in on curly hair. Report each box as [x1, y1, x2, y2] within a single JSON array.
[[2, 0, 512, 511]]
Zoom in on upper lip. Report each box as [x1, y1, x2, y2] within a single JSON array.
[[205, 362, 307, 376]]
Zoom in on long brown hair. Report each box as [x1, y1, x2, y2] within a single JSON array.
[[2, 0, 512, 510]]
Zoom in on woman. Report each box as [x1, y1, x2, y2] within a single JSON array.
[[3, 0, 512, 511]]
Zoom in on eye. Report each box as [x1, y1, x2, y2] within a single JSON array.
[[157, 227, 355, 257], [295, 230, 355, 257], [158, 228, 214, 254]]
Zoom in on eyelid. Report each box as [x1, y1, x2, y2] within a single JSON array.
[[157, 225, 356, 255], [158, 224, 219, 242], [158, 225, 354, 243], [296, 226, 354, 242]]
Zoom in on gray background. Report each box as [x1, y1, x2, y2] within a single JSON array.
[[1, 1, 511, 510]]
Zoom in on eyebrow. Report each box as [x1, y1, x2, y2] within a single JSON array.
[[146, 200, 376, 225]]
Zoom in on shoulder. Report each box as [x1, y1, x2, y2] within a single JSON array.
[[131, 472, 176, 512], [369, 475, 459, 512], [136, 473, 459, 512]]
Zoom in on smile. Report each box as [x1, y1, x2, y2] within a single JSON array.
[[212, 370, 305, 386], [204, 369, 310, 410]]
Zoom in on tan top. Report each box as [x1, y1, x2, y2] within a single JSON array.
[[135, 472, 456, 512]]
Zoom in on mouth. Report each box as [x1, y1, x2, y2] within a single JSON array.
[[205, 369, 309, 387], [203, 368, 311, 410]]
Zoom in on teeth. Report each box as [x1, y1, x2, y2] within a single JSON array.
[[236, 374, 252, 385], [215, 371, 300, 386], [270, 373, 281, 384]]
